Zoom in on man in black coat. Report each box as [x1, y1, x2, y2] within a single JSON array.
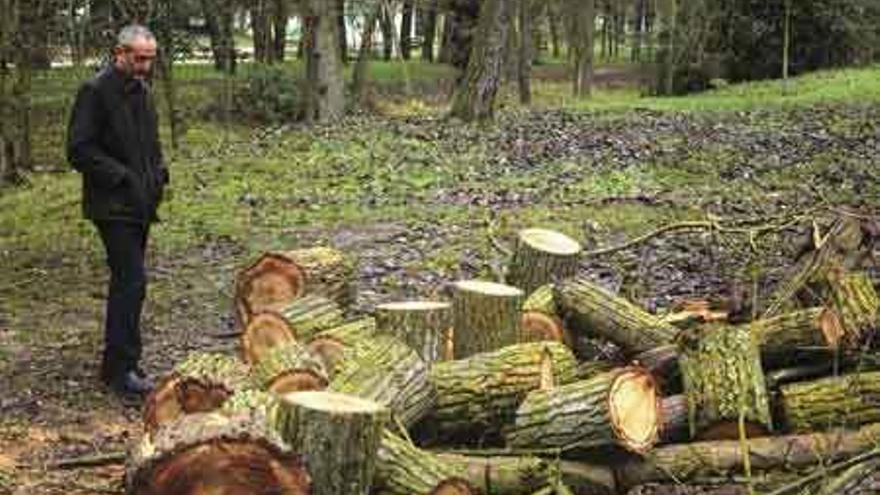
[[67, 25, 168, 396]]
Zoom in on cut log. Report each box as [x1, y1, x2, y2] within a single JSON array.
[[306, 318, 378, 377], [221, 389, 281, 422], [427, 479, 477, 495], [633, 344, 681, 395], [626, 485, 748, 495], [235, 247, 357, 325], [659, 395, 689, 444], [275, 294, 345, 341], [126, 412, 309, 495], [437, 453, 554, 495], [750, 306, 844, 353], [240, 311, 296, 364], [374, 430, 461, 495], [329, 334, 436, 428], [425, 342, 578, 442], [762, 216, 865, 318], [556, 277, 677, 355], [615, 422, 880, 491], [143, 352, 250, 438], [520, 311, 569, 345], [375, 301, 453, 366], [679, 324, 773, 440], [452, 280, 524, 358], [827, 271, 880, 350], [505, 367, 661, 454], [277, 391, 388, 495], [250, 341, 329, 394], [522, 284, 557, 316], [506, 228, 582, 295], [660, 299, 729, 329], [780, 371, 880, 432]]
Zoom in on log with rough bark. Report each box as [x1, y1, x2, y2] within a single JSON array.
[[126, 412, 309, 495], [427, 479, 478, 495], [827, 271, 880, 350], [634, 344, 681, 394], [505, 367, 661, 454], [520, 311, 569, 345], [235, 247, 357, 325], [250, 340, 329, 394], [750, 306, 844, 354], [221, 389, 281, 422], [626, 485, 748, 495], [143, 352, 250, 438], [437, 453, 554, 494], [679, 324, 773, 440], [506, 228, 582, 295], [375, 301, 452, 365], [306, 318, 378, 377], [780, 371, 880, 432], [522, 284, 557, 315], [762, 216, 865, 318], [424, 342, 578, 441], [452, 280, 524, 358], [817, 459, 880, 495], [659, 395, 689, 444], [616, 422, 880, 490], [556, 277, 678, 354], [329, 334, 436, 428], [277, 391, 388, 495]]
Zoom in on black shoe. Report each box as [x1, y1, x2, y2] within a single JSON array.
[[107, 370, 155, 397]]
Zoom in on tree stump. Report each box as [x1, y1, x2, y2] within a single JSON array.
[[425, 342, 578, 441], [306, 318, 378, 377], [277, 391, 388, 495], [452, 280, 524, 358], [679, 324, 773, 440], [143, 352, 250, 438], [780, 371, 880, 432], [235, 247, 356, 326], [250, 341, 329, 394], [329, 334, 436, 428], [126, 412, 309, 495], [505, 367, 661, 454], [556, 277, 678, 355], [506, 228, 582, 295], [375, 301, 453, 366]]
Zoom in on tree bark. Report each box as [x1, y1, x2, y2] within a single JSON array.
[[659, 394, 689, 444], [277, 391, 388, 495], [250, 340, 329, 394], [143, 352, 250, 438], [506, 228, 582, 295], [251, 0, 273, 63], [272, 0, 290, 62], [522, 284, 557, 315], [827, 271, 880, 351], [452, 280, 524, 358], [303, 0, 346, 122], [555, 277, 678, 355], [352, 2, 381, 105], [517, 0, 533, 105], [449, 0, 514, 122], [375, 301, 452, 366], [400, 0, 414, 60], [306, 318, 379, 375], [568, 0, 596, 97], [379, 4, 394, 60], [750, 306, 844, 355], [336, 0, 347, 63], [780, 371, 880, 432], [272, 294, 345, 341], [505, 367, 661, 454], [421, 1, 439, 61]]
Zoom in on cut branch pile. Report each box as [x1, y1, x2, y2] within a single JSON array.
[[127, 219, 880, 495]]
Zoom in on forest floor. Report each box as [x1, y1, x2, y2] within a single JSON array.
[[1, 63, 879, 494]]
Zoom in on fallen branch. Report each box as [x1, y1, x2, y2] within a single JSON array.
[[41, 451, 126, 469]]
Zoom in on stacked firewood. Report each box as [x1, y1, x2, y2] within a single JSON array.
[[125, 218, 880, 495]]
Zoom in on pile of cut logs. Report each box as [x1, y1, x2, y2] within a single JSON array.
[[126, 217, 880, 495]]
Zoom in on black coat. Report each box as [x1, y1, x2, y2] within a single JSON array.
[[67, 67, 168, 223]]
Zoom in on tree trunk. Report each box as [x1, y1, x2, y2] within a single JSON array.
[[155, 0, 182, 151], [632, 0, 645, 62], [235, 247, 356, 326], [250, 340, 329, 394], [547, 6, 561, 58], [272, 0, 290, 62], [421, 1, 439, 61], [780, 371, 880, 432], [379, 4, 394, 60], [306, 318, 379, 378], [452, 280, 524, 358], [679, 324, 773, 440], [251, 0, 272, 63], [336, 0, 347, 63], [126, 412, 310, 495], [616, 422, 880, 491], [328, 334, 436, 428], [303, 0, 346, 122], [555, 277, 678, 355], [656, 0, 677, 95], [143, 353, 250, 438], [277, 391, 388, 495], [422, 342, 578, 443], [375, 301, 452, 366], [506, 228, 582, 295], [449, 0, 514, 121], [516, 0, 533, 105], [400, 0, 414, 60], [352, 3, 381, 105], [569, 0, 596, 97], [506, 367, 661, 454]]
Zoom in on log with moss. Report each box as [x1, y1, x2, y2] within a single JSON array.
[[452, 280, 524, 358], [277, 391, 388, 495], [329, 334, 436, 428], [616, 422, 880, 491], [522, 284, 558, 315], [780, 371, 880, 432], [749, 306, 844, 354], [425, 342, 578, 441], [505, 367, 661, 454], [556, 277, 678, 354], [235, 247, 357, 325], [827, 271, 880, 350], [143, 352, 250, 438], [679, 324, 773, 440], [249, 340, 329, 394], [306, 318, 378, 377], [506, 228, 582, 295], [126, 411, 309, 495], [375, 301, 452, 365]]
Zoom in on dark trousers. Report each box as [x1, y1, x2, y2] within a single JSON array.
[[94, 220, 150, 379]]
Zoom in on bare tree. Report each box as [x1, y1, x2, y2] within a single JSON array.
[[303, 0, 345, 122]]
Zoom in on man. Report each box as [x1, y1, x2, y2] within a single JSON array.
[[67, 25, 168, 396]]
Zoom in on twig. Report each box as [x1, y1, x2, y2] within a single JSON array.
[[434, 446, 567, 457], [764, 447, 880, 495], [38, 451, 126, 470], [582, 221, 714, 257]]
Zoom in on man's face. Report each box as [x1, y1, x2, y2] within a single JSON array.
[[115, 37, 157, 80]]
